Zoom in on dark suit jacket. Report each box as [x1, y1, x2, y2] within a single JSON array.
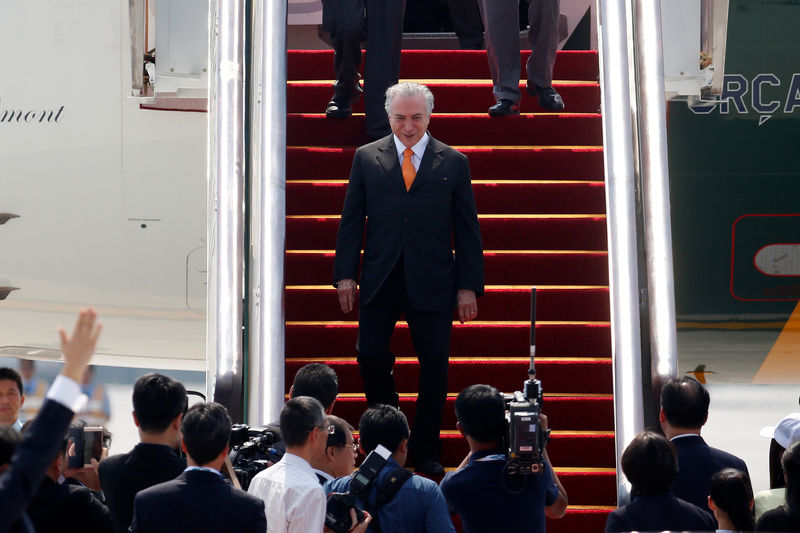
[[334, 134, 484, 310], [27, 476, 113, 533], [130, 469, 266, 533], [0, 399, 74, 533], [672, 434, 751, 512], [605, 492, 716, 533], [98, 443, 187, 533]]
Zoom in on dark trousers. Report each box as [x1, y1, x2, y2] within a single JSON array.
[[357, 260, 452, 461], [321, 0, 406, 137], [447, 0, 484, 49]]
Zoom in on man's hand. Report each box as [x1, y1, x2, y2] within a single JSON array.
[[337, 279, 357, 313], [58, 308, 102, 383], [457, 289, 478, 324]]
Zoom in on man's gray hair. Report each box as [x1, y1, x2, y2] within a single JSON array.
[[384, 82, 434, 116]]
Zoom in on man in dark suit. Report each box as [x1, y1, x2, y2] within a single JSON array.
[[0, 308, 103, 533], [99, 373, 188, 533], [26, 431, 113, 532], [130, 402, 266, 533], [321, 0, 407, 138], [334, 81, 485, 475], [660, 376, 752, 513]]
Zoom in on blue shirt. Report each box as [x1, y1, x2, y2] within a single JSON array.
[[439, 450, 558, 533], [324, 457, 455, 533]]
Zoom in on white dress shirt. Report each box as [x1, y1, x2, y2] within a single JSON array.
[[248, 452, 326, 533], [393, 132, 429, 172]]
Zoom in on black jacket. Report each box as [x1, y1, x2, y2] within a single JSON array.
[[335, 134, 484, 310], [27, 476, 113, 533]]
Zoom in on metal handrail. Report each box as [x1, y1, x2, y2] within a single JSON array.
[[247, 0, 287, 426]]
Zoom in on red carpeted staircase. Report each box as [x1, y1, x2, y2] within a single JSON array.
[[285, 49, 615, 532]]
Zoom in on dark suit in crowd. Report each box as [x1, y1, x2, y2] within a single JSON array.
[[335, 132, 484, 463], [27, 476, 113, 533], [671, 434, 751, 513], [99, 443, 187, 533], [130, 469, 266, 533], [605, 492, 716, 533], [0, 400, 74, 533], [321, 0, 407, 137]]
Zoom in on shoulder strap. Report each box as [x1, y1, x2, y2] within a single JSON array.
[[367, 467, 413, 533]]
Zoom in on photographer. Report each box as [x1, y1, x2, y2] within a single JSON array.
[[99, 373, 188, 533], [325, 405, 455, 533], [439, 384, 567, 532], [313, 415, 357, 484]]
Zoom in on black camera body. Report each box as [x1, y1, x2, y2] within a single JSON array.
[[228, 424, 283, 490], [504, 376, 550, 476], [325, 444, 391, 533]]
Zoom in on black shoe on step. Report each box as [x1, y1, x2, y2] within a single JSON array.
[[526, 83, 565, 111], [488, 98, 520, 117], [325, 99, 352, 118]]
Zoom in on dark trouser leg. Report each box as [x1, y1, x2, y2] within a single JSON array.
[[477, 0, 522, 103], [357, 263, 404, 408], [405, 306, 452, 462], [363, 0, 406, 138], [526, 0, 559, 87], [322, 0, 365, 103], [448, 0, 484, 49]]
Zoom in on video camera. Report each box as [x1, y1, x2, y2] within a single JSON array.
[[228, 424, 283, 490], [503, 287, 550, 477], [325, 444, 392, 533]]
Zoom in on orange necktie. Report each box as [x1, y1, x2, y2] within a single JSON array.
[[402, 147, 416, 191]]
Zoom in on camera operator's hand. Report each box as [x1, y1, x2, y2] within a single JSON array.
[[64, 446, 107, 492], [539, 413, 549, 432], [323, 509, 371, 533]]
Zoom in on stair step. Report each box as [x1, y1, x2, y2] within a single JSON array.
[[286, 250, 609, 286], [332, 393, 613, 432], [287, 49, 600, 82], [288, 80, 600, 114], [546, 507, 612, 533], [286, 357, 613, 395], [286, 215, 608, 250], [288, 113, 602, 147], [285, 286, 609, 322], [285, 322, 611, 358], [287, 180, 606, 215], [287, 146, 604, 180]]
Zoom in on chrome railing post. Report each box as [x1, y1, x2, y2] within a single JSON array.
[[247, 0, 287, 426], [597, 0, 645, 506], [207, 0, 246, 415]]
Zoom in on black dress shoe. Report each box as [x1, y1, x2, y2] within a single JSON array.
[[325, 99, 352, 118], [488, 99, 520, 117], [527, 83, 565, 111], [415, 458, 445, 476]]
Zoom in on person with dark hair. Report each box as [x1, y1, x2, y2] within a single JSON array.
[[660, 375, 751, 512], [756, 439, 800, 532], [756, 413, 800, 520], [249, 396, 329, 532], [130, 402, 265, 533], [99, 373, 188, 533], [709, 468, 755, 532], [291, 363, 339, 412], [312, 415, 357, 484], [605, 431, 716, 533], [0, 308, 102, 533], [439, 384, 567, 532], [0, 367, 24, 431], [325, 405, 456, 533], [25, 428, 113, 533], [335, 81, 485, 475]]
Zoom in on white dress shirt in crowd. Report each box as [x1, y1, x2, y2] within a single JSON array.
[[248, 452, 326, 533]]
